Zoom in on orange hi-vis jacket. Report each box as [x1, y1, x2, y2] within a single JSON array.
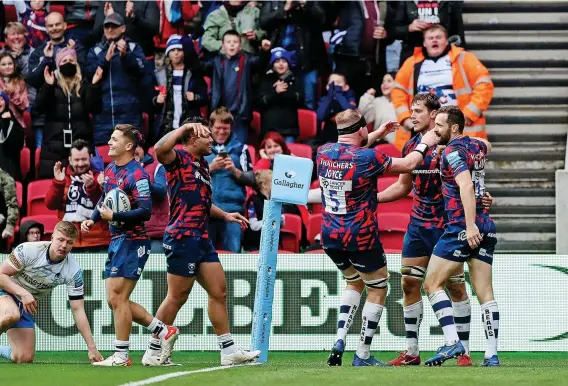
[[391, 45, 494, 150]]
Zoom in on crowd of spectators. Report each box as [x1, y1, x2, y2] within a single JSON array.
[[0, 0, 495, 254]]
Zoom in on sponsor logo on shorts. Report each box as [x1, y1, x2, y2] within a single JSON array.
[[487, 233, 496, 238], [458, 231, 467, 241], [111, 267, 118, 274], [137, 267, 142, 275], [137, 246, 146, 258], [163, 243, 172, 251], [188, 263, 195, 274]]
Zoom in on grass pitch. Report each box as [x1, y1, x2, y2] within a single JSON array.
[[1, 352, 567, 386]]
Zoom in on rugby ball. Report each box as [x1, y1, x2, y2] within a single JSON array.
[[103, 188, 131, 227]]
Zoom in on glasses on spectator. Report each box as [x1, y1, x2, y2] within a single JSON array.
[[28, 231, 42, 236]]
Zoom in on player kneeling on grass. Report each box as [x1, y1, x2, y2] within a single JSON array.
[[317, 109, 439, 366], [0, 221, 103, 364], [144, 117, 259, 366]]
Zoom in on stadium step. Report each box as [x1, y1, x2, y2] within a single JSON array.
[[462, 0, 565, 252]]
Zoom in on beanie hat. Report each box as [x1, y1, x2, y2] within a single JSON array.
[[55, 47, 77, 67], [269, 47, 292, 66], [165, 34, 183, 57], [0, 90, 9, 109]]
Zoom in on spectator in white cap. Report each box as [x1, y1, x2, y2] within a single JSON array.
[[153, 34, 208, 139]]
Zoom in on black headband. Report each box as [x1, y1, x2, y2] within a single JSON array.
[[337, 117, 367, 135]]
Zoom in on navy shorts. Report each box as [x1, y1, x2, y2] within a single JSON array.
[[0, 289, 35, 329], [433, 221, 497, 265], [105, 237, 151, 280], [401, 224, 445, 258], [163, 234, 220, 277], [323, 244, 387, 273]]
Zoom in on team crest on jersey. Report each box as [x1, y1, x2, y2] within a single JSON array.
[[137, 246, 146, 258]]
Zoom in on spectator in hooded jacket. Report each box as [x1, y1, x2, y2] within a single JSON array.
[[35, 47, 103, 179], [0, 91, 24, 181], [0, 52, 28, 131], [257, 47, 303, 142], [207, 29, 271, 145], [204, 107, 254, 252], [86, 13, 146, 146], [1, 22, 35, 78], [44, 139, 109, 250], [18, 219, 44, 245], [202, 1, 265, 56], [0, 168, 17, 253], [259, 0, 328, 110], [153, 34, 208, 139]]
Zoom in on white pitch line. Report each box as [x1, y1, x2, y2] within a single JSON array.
[[119, 363, 262, 386]]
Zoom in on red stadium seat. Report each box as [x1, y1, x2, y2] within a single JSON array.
[[19, 215, 59, 240], [251, 111, 261, 135], [307, 213, 322, 244], [280, 214, 302, 253], [27, 180, 57, 216], [379, 196, 413, 214], [35, 147, 41, 179], [148, 146, 155, 156], [96, 145, 113, 164], [305, 249, 325, 254], [4, 5, 18, 22], [288, 143, 312, 160], [309, 179, 322, 215], [297, 109, 317, 141], [246, 144, 257, 165], [377, 212, 409, 252], [204, 76, 212, 94], [217, 250, 236, 254], [377, 175, 399, 191], [376, 143, 400, 158], [142, 113, 149, 137], [20, 147, 30, 180], [15, 181, 23, 208]]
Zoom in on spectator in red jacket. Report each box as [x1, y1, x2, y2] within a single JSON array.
[[44, 139, 109, 250]]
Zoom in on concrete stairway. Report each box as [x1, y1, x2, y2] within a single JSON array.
[[462, 1, 568, 253]]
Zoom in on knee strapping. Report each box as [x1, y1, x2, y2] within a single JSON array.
[[343, 272, 361, 283], [449, 273, 466, 284], [401, 265, 426, 280], [364, 275, 389, 289]]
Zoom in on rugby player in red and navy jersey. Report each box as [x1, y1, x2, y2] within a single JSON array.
[[317, 109, 439, 366], [146, 117, 260, 366]]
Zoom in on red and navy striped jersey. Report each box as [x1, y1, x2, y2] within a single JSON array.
[[103, 159, 152, 240], [440, 136, 490, 225], [317, 143, 392, 251], [402, 134, 445, 229], [164, 149, 212, 239]]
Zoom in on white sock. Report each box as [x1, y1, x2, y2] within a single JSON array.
[[147, 317, 169, 339], [355, 302, 384, 360], [453, 299, 471, 354], [404, 300, 423, 356], [335, 289, 362, 343], [480, 300, 499, 358], [114, 340, 129, 360], [218, 333, 237, 355], [147, 338, 161, 356], [428, 290, 459, 345]]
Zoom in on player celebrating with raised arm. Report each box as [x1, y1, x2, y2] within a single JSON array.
[[319, 109, 439, 367], [378, 94, 474, 366], [81, 125, 179, 367], [143, 117, 259, 366], [0, 221, 103, 364], [423, 106, 499, 367]]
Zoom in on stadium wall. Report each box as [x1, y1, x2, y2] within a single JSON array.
[[1, 253, 567, 352]]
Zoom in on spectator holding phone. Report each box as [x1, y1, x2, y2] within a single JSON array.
[[34, 48, 103, 179], [205, 107, 254, 253], [257, 47, 303, 142]]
